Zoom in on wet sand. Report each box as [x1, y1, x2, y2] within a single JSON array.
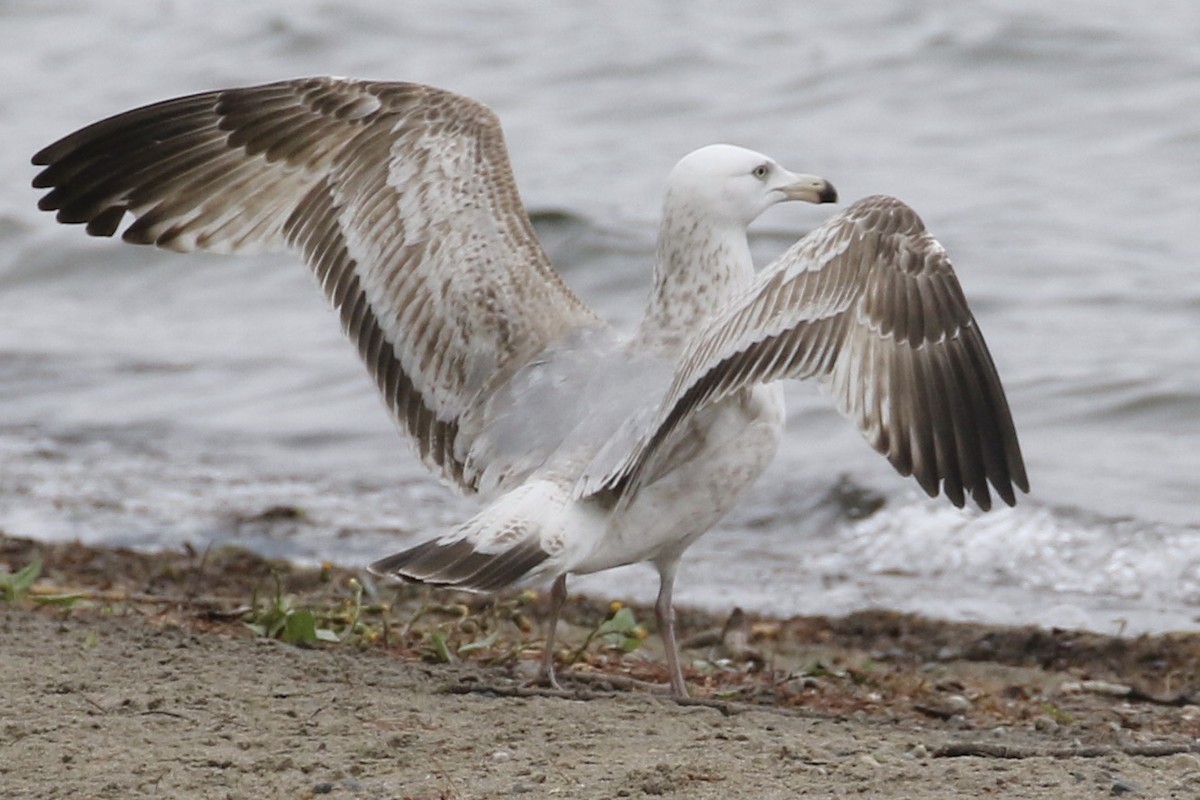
[[3, 533, 1200, 799]]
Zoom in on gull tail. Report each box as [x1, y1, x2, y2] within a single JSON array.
[[368, 480, 571, 593]]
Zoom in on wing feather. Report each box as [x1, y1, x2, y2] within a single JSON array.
[[33, 77, 601, 493], [581, 195, 1028, 510]]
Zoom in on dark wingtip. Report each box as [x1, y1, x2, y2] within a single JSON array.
[[998, 474, 1029, 508], [970, 484, 993, 512], [368, 536, 549, 593], [367, 553, 406, 578]]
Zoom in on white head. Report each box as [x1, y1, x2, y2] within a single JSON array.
[[666, 144, 837, 227]]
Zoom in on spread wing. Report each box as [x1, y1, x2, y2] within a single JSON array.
[[32, 77, 601, 493], [582, 195, 1028, 510]]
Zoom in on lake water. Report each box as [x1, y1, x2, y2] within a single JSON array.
[[2, 0, 1198, 634]]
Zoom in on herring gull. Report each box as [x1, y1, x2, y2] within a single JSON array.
[[31, 77, 1028, 697]]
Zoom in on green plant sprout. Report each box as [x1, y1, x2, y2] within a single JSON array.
[[569, 603, 648, 666], [1, 559, 41, 603], [244, 572, 339, 645], [1, 559, 81, 607]]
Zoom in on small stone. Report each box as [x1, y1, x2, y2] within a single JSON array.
[[1110, 775, 1138, 795], [312, 783, 334, 795], [492, 750, 511, 762], [935, 645, 963, 661], [1060, 680, 1131, 698], [944, 694, 971, 713], [1170, 753, 1200, 770], [1033, 716, 1059, 733], [510, 661, 540, 682]]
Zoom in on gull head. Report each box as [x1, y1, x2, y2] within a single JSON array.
[[667, 144, 837, 227]]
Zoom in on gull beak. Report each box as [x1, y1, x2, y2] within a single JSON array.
[[778, 173, 838, 205]]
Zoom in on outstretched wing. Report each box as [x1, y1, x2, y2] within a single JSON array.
[[32, 77, 601, 492], [582, 195, 1028, 510]]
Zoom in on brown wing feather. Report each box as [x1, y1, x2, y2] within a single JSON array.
[[32, 77, 601, 492], [583, 195, 1028, 510]]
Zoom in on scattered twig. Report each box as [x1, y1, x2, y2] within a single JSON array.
[[28, 586, 235, 608], [441, 680, 809, 718], [442, 682, 614, 702], [1059, 679, 1196, 707], [79, 694, 109, 714], [139, 709, 194, 722], [934, 742, 1200, 759], [557, 670, 670, 693], [187, 540, 215, 600]]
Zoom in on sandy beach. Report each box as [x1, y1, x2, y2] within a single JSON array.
[[3, 532, 1200, 799]]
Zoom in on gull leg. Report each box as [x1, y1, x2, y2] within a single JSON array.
[[655, 560, 688, 697], [540, 574, 568, 690]]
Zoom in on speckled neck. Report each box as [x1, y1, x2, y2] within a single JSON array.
[[637, 191, 756, 352]]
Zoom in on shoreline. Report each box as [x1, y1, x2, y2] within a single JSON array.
[[3, 532, 1200, 799]]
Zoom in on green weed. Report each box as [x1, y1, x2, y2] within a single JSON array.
[[569, 603, 647, 665], [244, 573, 339, 645], [1, 559, 41, 603], [0, 560, 81, 607]]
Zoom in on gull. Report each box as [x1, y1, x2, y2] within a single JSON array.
[[32, 77, 1028, 697]]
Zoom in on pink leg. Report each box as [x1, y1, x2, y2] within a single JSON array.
[[655, 561, 688, 697], [540, 574, 567, 690]]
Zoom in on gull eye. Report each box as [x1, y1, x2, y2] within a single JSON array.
[[751, 164, 770, 180]]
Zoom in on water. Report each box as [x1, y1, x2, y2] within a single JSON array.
[[2, 0, 1199, 634]]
